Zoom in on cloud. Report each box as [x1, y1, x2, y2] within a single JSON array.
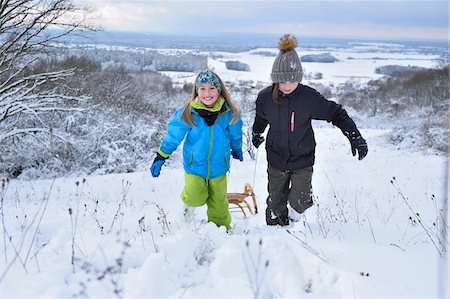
[[87, 1, 171, 31], [85, 1, 449, 40]]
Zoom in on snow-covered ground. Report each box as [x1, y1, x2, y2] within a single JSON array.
[[0, 127, 448, 298], [0, 39, 448, 298], [160, 42, 442, 86]]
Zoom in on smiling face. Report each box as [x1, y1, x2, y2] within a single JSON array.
[[197, 83, 220, 107], [278, 81, 299, 95]]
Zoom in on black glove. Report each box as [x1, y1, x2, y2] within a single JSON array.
[[345, 131, 368, 160], [252, 133, 265, 148]]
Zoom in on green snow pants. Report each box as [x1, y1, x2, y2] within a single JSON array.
[[181, 173, 231, 230]]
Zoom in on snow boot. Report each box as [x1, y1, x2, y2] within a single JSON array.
[[289, 198, 313, 222], [266, 208, 289, 226], [183, 205, 196, 228]]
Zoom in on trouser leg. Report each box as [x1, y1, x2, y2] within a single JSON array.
[[181, 172, 208, 207], [266, 164, 290, 225], [181, 173, 231, 230], [287, 166, 314, 214], [206, 175, 231, 230]]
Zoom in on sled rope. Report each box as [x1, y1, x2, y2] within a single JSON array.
[[252, 146, 259, 189]]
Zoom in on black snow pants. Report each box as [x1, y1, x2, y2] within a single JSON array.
[[266, 164, 314, 226]]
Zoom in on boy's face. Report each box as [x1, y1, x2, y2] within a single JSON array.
[[197, 83, 220, 107], [279, 82, 299, 95]]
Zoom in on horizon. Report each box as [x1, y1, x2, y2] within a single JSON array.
[[69, 29, 450, 49], [119, 29, 450, 43]]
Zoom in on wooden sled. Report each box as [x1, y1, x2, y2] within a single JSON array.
[[227, 183, 258, 218]]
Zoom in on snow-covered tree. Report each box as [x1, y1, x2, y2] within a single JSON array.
[[0, 0, 96, 142], [153, 54, 207, 72]]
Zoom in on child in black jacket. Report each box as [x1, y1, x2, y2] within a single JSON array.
[[252, 34, 368, 226]]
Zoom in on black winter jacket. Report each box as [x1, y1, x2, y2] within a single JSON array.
[[252, 84, 360, 172]]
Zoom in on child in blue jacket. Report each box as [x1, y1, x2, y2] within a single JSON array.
[[150, 70, 243, 230]]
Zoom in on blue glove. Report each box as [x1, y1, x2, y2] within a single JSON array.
[[150, 154, 166, 177], [231, 150, 243, 162]]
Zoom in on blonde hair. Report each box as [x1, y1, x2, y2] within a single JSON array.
[[181, 73, 239, 127]]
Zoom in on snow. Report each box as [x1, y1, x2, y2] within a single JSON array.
[[1, 127, 448, 298], [1, 38, 448, 298], [160, 44, 442, 86]]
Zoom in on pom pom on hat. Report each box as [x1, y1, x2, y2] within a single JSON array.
[[271, 34, 303, 83], [279, 34, 297, 52]]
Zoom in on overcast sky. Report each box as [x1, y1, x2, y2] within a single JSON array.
[[85, 0, 449, 41]]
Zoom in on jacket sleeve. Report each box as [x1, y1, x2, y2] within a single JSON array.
[[252, 92, 269, 134], [228, 112, 243, 153], [311, 90, 360, 135], [157, 109, 191, 158]]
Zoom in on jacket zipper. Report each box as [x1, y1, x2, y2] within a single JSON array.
[[207, 125, 213, 179], [290, 111, 295, 132]]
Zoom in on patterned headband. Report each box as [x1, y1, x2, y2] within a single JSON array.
[[195, 70, 222, 93]]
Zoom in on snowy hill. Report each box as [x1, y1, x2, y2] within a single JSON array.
[[1, 127, 447, 298], [1, 32, 448, 298]]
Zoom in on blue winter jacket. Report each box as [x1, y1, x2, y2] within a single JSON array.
[[158, 98, 243, 179]]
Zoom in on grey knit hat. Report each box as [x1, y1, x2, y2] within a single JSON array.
[[271, 34, 303, 83]]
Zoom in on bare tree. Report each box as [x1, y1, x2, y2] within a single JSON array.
[[0, 0, 98, 142]]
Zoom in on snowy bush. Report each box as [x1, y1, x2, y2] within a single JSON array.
[[334, 65, 449, 154], [52, 45, 158, 71], [386, 108, 449, 154], [153, 54, 207, 72], [227, 84, 259, 160], [301, 53, 338, 63], [225, 61, 251, 72], [375, 64, 426, 76], [335, 65, 449, 115], [0, 55, 189, 179], [250, 51, 276, 57], [304, 71, 323, 80]]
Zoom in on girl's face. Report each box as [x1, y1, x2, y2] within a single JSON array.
[[197, 83, 220, 107], [278, 82, 299, 95]]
